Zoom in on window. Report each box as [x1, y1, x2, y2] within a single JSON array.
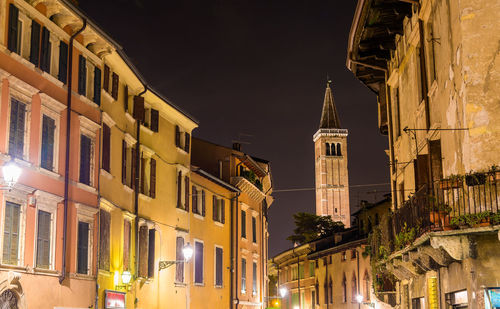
[[77, 221, 89, 274], [192, 186, 198, 214], [175, 236, 185, 283], [184, 176, 190, 211], [331, 143, 336, 156], [292, 266, 298, 281], [241, 258, 246, 293], [241, 210, 246, 238], [111, 72, 119, 100], [252, 261, 257, 295], [252, 216, 257, 243], [351, 249, 356, 259], [40, 27, 51, 73], [79, 134, 93, 185], [144, 108, 159, 132], [93, 67, 101, 105], [40, 115, 55, 171], [213, 196, 225, 223], [215, 247, 223, 287], [29, 21, 41, 66], [201, 190, 206, 216], [342, 274, 347, 303], [103, 65, 110, 93], [102, 123, 111, 172], [121, 140, 127, 185], [194, 241, 204, 284], [99, 211, 110, 270], [299, 263, 304, 279], [325, 143, 330, 156], [2, 201, 21, 265], [8, 98, 27, 159], [352, 274, 357, 302], [412, 297, 425, 309], [174, 125, 190, 153], [184, 132, 190, 153], [177, 172, 183, 209], [123, 220, 131, 271], [311, 290, 316, 308], [138, 225, 148, 278], [148, 229, 155, 278], [139, 151, 156, 198], [336, 143, 342, 156], [58, 41, 68, 83], [36, 210, 51, 269], [309, 261, 315, 277], [78, 55, 86, 96]]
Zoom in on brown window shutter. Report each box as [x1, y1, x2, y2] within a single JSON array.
[[175, 237, 184, 282], [213, 195, 217, 221], [175, 125, 180, 147], [192, 186, 197, 213], [111, 72, 119, 99], [102, 124, 110, 172], [150, 158, 156, 198], [123, 85, 128, 112], [131, 148, 136, 190], [99, 211, 110, 270], [221, 199, 225, 224], [103, 65, 110, 92], [150, 109, 159, 132], [148, 229, 155, 278], [139, 225, 148, 278], [140, 155, 145, 195], [122, 140, 127, 184], [177, 172, 182, 208], [184, 177, 190, 211], [184, 132, 190, 153], [201, 190, 206, 216], [123, 220, 131, 271], [133, 96, 145, 122]]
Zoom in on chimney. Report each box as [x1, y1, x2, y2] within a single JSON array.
[[232, 142, 241, 151]]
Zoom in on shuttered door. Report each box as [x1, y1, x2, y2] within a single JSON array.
[[138, 226, 148, 278], [221, 199, 225, 224], [29, 21, 41, 66], [7, 4, 19, 52], [175, 237, 184, 282], [3, 202, 20, 265], [93, 67, 101, 105], [184, 177, 190, 211], [194, 242, 203, 284], [177, 172, 182, 208], [77, 221, 89, 274], [58, 41, 68, 83], [40, 27, 51, 72], [78, 55, 86, 95], [41, 115, 55, 171], [79, 134, 91, 185], [201, 190, 206, 216], [111, 72, 119, 99], [215, 247, 223, 286], [103, 65, 110, 92], [150, 158, 156, 198], [102, 124, 110, 172], [99, 211, 110, 270], [150, 109, 159, 132], [148, 229, 155, 278], [123, 220, 131, 271], [36, 210, 51, 269], [121, 140, 127, 184], [9, 99, 25, 159]]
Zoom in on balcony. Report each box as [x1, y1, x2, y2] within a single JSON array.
[[231, 174, 266, 203], [392, 170, 500, 250]]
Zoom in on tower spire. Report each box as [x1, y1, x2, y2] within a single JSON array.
[[319, 80, 341, 129]]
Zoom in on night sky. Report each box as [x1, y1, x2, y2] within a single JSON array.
[[79, 0, 389, 256]]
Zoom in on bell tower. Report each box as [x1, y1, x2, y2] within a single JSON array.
[[313, 80, 350, 227]]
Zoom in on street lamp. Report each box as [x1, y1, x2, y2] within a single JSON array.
[[1, 160, 21, 190], [115, 270, 133, 290], [159, 242, 194, 270], [279, 287, 288, 298]]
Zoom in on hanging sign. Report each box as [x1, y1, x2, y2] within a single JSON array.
[[105, 290, 126, 309]]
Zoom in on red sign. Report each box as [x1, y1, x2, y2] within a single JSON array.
[[105, 290, 126, 309]]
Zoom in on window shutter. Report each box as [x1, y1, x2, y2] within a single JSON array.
[[36, 210, 51, 268], [184, 177, 190, 211], [123, 85, 128, 112], [9, 100, 26, 159], [78, 55, 86, 95], [29, 21, 41, 66], [7, 4, 19, 53], [99, 211, 110, 270], [103, 65, 110, 92], [41, 115, 55, 170], [40, 27, 51, 72], [93, 66, 101, 105], [131, 147, 136, 190], [212, 196, 217, 221], [221, 199, 225, 224], [148, 229, 155, 278], [79, 135, 91, 185], [194, 242, 203, 284], [175, 126, 180, 147], [184, 132, 190, 153], [121, 140, 127, 184], [150, 109, 159, 132], [8, 99, 19, 158], [102, 124, 110, 172], [133, 96, 145, 122], [252, 217, 256, 242], [215, 247, 223, 286], [58, 41, 68, 83], [139, 226, 148, 278], [177, 172, 182, 208], [192, 186, 197, 213], [201, 190, 206, 217], [150, 158, 156, 198], [140, 156, 145, 195], [241, 210, 246, 238], [175, 237, 184, 282], [77, 221, 89, 274], [253, 262, 257, 294], [123, 220, 131, 271], [15, 101, 25, 159], [111, 72, 119, 100], [3, 202, 20, 264]]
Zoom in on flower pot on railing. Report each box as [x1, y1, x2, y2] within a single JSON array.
[[488, 171, 500, 182], [465, 173, 486, 186], [439, 179, 461, 189]]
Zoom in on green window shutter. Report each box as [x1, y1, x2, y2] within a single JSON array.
[[15, 101, 26, 159], [93, 66, 101, 105], [40, 27, 51, 72], [29, 21, 41, 66], [78, 55, 86, 95], [58, 41, 68, 83], [41, 115, 55, 171], [7, 4, 19, 52], [79, 134, 91, 185], [77, 221, 89, 274], [150, 109, 159, 132], [36, 210, 51, 269]]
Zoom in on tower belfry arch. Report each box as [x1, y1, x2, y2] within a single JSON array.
[[313, 81, 351, 227]]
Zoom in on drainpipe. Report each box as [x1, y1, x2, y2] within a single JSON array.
[[297, 255, 301, 309], [357, 247, 360, 309], [95, 110, 103, 309], [232, 192, 240, 308], [261, 201, 266, 308], [60, 18, 87, 285]]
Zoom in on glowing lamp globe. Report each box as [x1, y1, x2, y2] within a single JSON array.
[[2, 160, 21, 187], [121, 271, 132, 284], [279, 287, 288, 298], [356, 294, 364, 303], [183, 243, 193, 261]]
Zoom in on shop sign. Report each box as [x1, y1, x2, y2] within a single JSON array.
[[105, 290, 126, 309]]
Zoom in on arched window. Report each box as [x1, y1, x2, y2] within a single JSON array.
[[337, 143, 342, 156], [352, 273, 357, 302], [331, 143, 336, 156], [342, 274, 347, 303], [364, 271, 371, 301], [325, 143, 330, 156]]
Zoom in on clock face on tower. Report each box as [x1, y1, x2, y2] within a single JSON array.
[[313, 81, 351, 228]]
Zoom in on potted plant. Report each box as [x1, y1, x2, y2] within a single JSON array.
[[465, 172, 486, 186], [490, 212, 500, 225], [428, 201, 452, 228], [488, 165, 500, 182], [450, 216, 467, 229], [475, 211, 491, 227], [440, 175, 462, 189]]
